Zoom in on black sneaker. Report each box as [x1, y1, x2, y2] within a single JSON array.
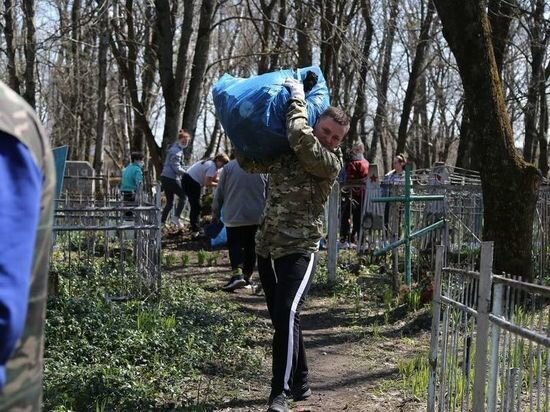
[[292, 386, 312, 401], [222, 276, 246, 292], [267, 393, 288, 412], [222, 275, 239, 289]]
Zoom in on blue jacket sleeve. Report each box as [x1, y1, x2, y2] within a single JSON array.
[[134, 166, 143, 188], [0, 133, 42, 389]]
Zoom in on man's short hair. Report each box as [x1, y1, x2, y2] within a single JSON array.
[[131, 152, 144, 162], [214, 153, 230, 165], [321, 106, 350, 127]]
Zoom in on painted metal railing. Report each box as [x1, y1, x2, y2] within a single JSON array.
[[428, 242, 550, 411], [51, 182, 162, 298]]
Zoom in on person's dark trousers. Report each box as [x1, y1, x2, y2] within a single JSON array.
[[121, 191, 135, 218], [258, 252, 317, 398], [351, 194, 363, 242], [161, 176, 187, 223], [181, 173, 202, 231], [226, 225, 258, 278], [340, 194, 351, 241]]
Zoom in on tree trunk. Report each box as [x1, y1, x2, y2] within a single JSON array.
[[367, 0, 399, 173], [396, 0, 435, 155], [155, 0, 195, 158], [257, 0, 277, 74], [488, 0, 516, 73], [21, 0, 36, 108], [455, 103, 481, 170], [348, 0, 373, 147], [456, 0, 514, 172], [3, 0, 21, 94], [295, 1, 313, 67], [70, 0, 82, 160], [433, 0, 542, 279], [522, 0, 545, 163], [269, 0, 286, 70], [203, 117, 220, 158], [318, 0, 336, 88], [93, 0, 109, 176], [110, 1, 162, 174], [182, 0, 215, 162], [539, 74, 550, 177]]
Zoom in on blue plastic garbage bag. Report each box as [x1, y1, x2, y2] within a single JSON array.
[[212, 66, 330, 160], [210, 226, 227, 248], [204, 220, 224, 239]]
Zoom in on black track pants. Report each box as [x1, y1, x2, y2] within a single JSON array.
[[226, 225, 258, 277], [181, 173, 202, 231], [258, 252, 317, 397], [161, 176, 186, 223]]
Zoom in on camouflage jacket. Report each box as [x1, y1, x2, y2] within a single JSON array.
[[239, 98, 342, 259], [0, 81, 55, 410]]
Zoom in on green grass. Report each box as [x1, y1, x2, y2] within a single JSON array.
[[44, 258, 269, 411]]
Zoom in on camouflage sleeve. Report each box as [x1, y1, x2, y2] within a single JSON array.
[[287, 98, 342, 179], [235, 150, 272, 174]]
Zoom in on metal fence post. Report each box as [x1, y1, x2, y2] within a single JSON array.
[[327, 181, 340, 284], [155, 183, 162, 291], [472, 241, 494, 411], [487, 282, 504, 411], [428, 245, 445, 412]]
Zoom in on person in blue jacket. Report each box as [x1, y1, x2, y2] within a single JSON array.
[[120, 152, 144, 202], [0, 80, 55, 409], [160, 129, 190, 227]]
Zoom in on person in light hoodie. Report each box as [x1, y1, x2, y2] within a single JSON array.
[[160, 129, 190, 227], [212, 158, 267, 291]]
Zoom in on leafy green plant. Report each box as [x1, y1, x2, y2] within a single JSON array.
[[181, 253, 190, 268], [164, 252, 176, 268], [197, 249, 207, 266], [405, 289, 421, 312], [398, 353, 430, 399], [207, 252, 219, 266], [44, 277, 267, 410], [382, 285, 395, 311], [372, 322, 381, 338]]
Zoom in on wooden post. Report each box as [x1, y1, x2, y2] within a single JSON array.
[[327, 182, 340, 284], [472, 241, 494, 411]]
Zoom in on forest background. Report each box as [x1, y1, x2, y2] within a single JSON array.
[[2, 0, 548, 177], [2, 0, 549, 277]]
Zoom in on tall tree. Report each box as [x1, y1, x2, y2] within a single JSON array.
[[3, 0, 21, 93], [347, 0, 373, 147], [522, 0, 547, 163], [367, 0, 399, 171], [396, 0, 435, 155], [295, 0, 312, 67], [110, 0, 162, 172], [538, 64, 549, 177], [456, 0, 515, 171], [93, 0, 110, 175], [182, 0, 215, 161], [155, 0, 194, 157], [21, 0, 36, 107], [433, 0, 542, 278]]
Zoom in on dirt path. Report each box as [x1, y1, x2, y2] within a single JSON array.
[[224, 288, 428, 412], [164, 231, 429, 411]]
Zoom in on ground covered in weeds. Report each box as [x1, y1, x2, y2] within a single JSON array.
[[44, 228, 432, 411]]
